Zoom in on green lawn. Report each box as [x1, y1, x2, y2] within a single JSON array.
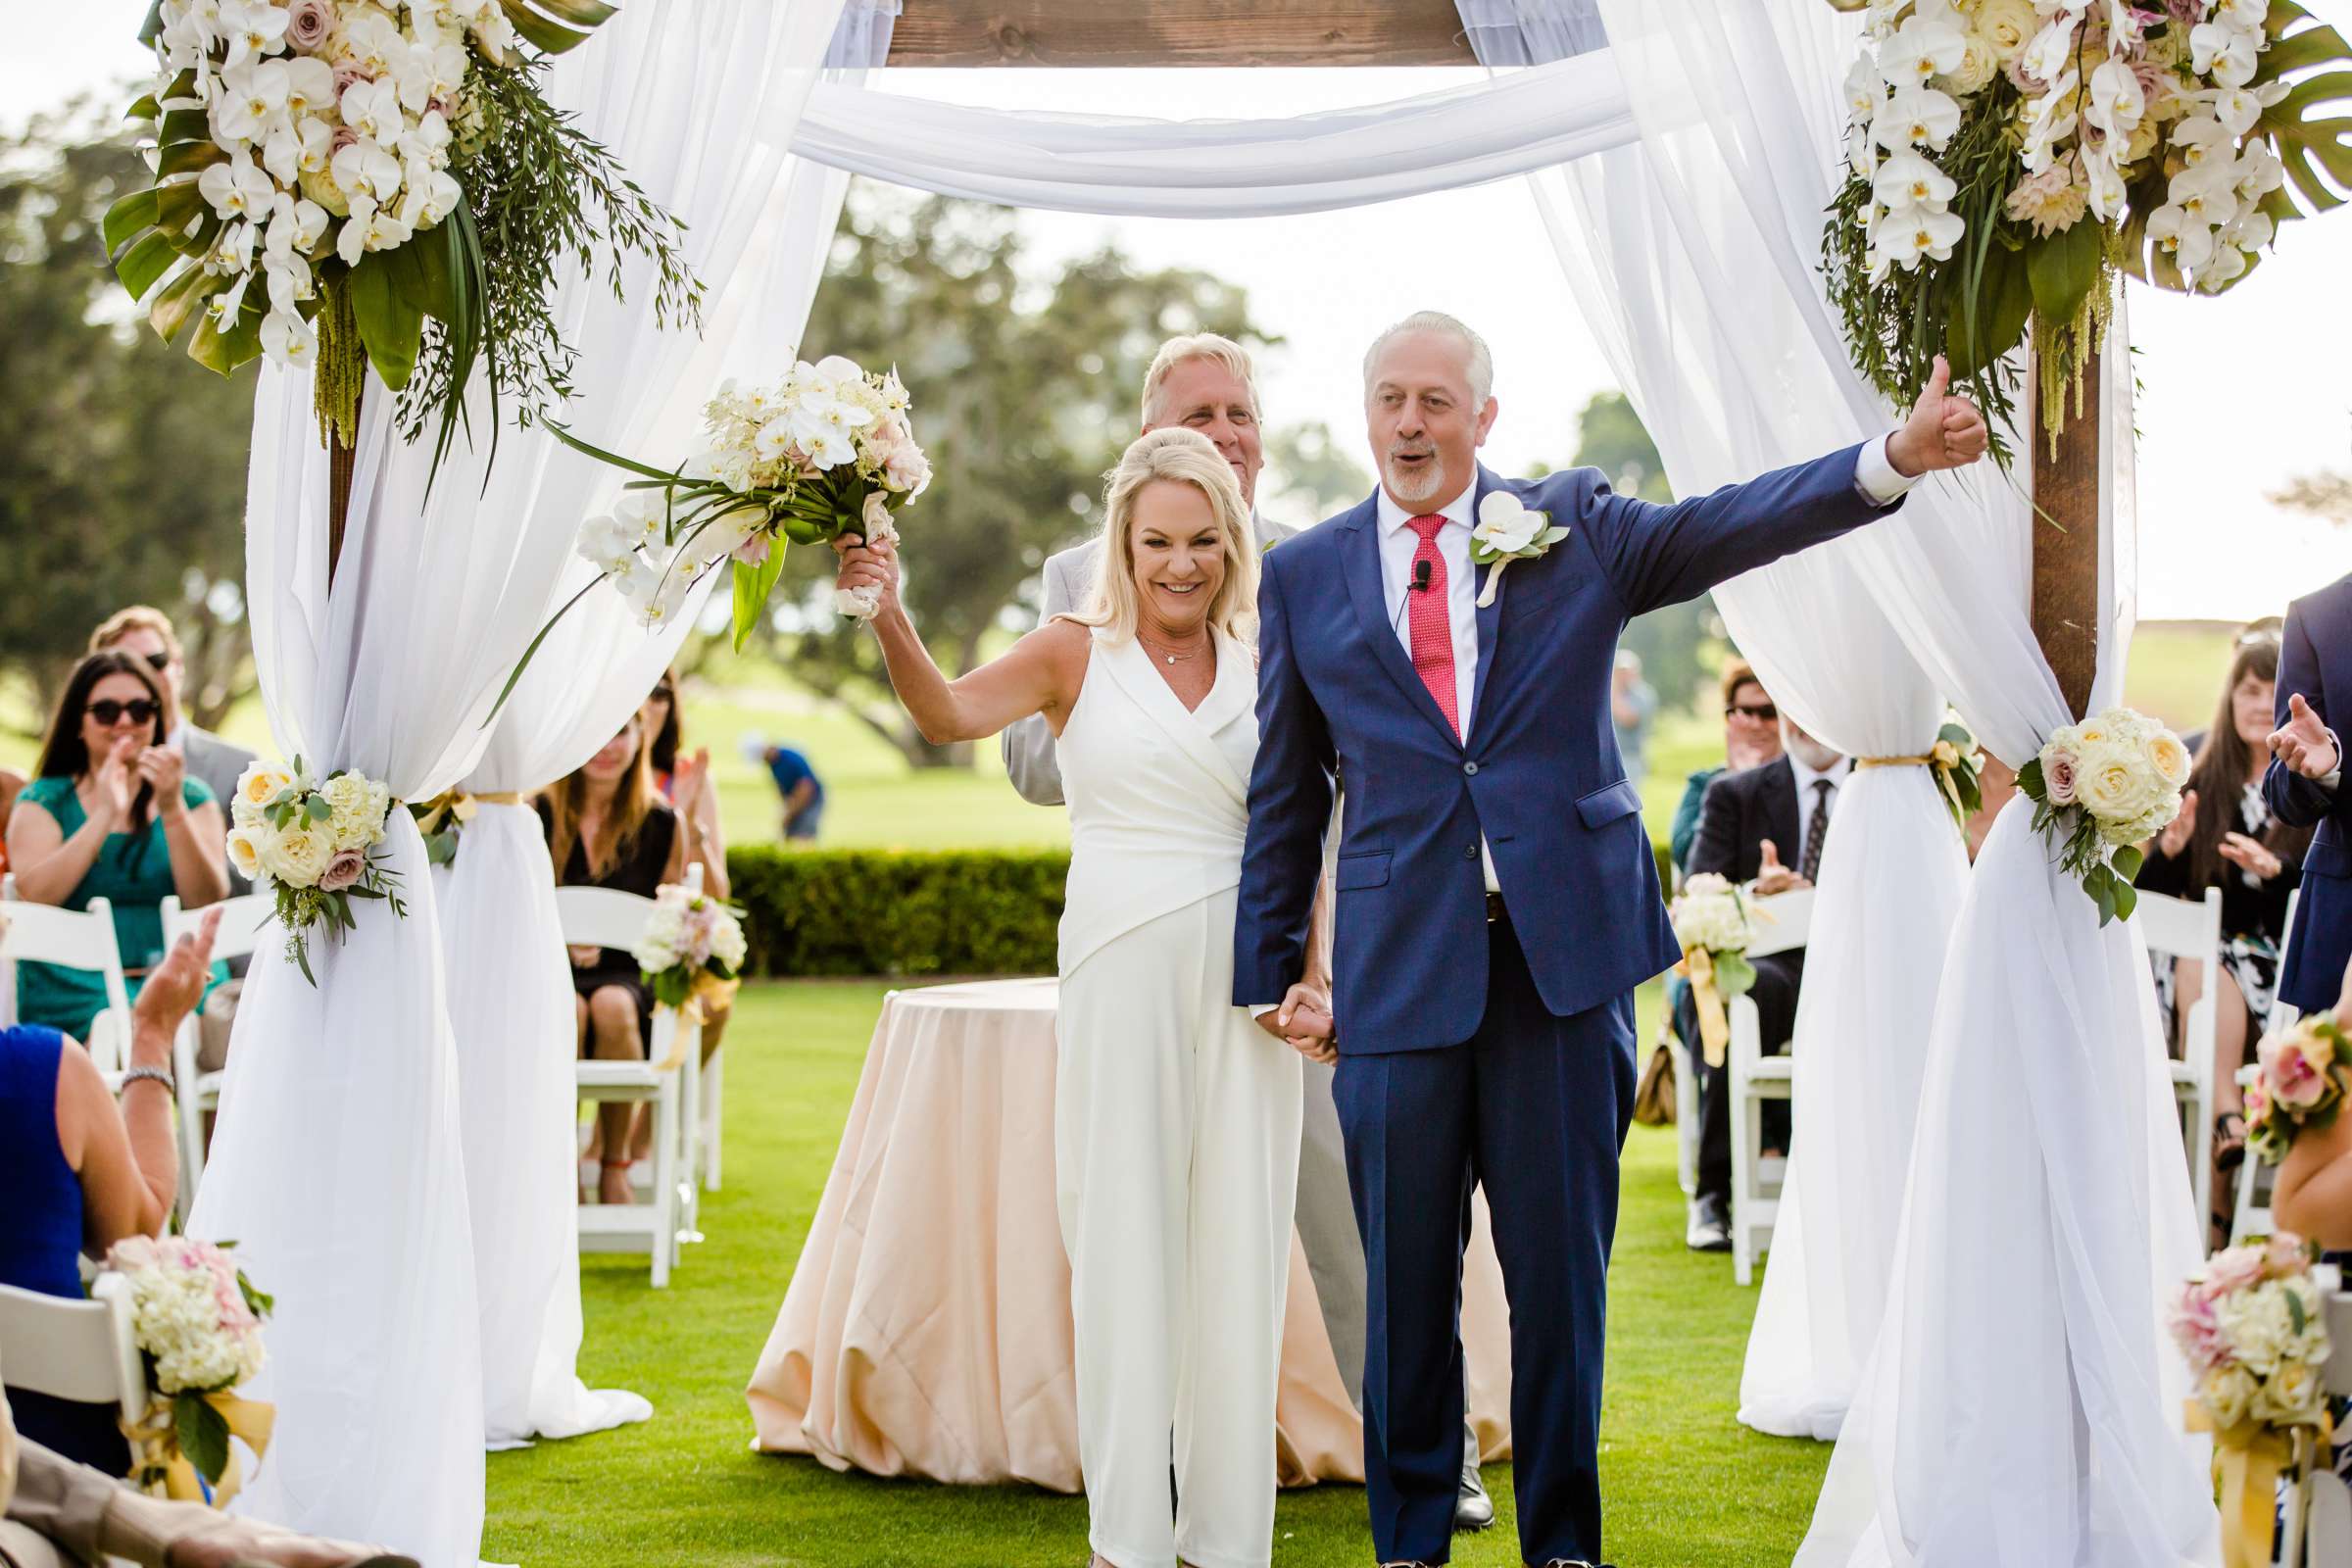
[[487, 979, 1828, 1567]]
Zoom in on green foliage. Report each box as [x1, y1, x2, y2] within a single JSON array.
[[1263, 419, 1373, 526], [762, 192, 1278, 767], [173, 1392, 230, 1487], [726, 846, 1072, 977], [0, 100, 255, 727], [1573, 391, 1722, 716]]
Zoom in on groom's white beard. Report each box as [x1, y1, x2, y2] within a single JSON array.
[[1383, 452, 1449, 507]]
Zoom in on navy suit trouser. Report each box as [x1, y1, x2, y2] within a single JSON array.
[[1333, 912, 1636, 1566]]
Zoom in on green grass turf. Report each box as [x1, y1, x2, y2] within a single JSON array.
[[486, 979, 1830, 1567]]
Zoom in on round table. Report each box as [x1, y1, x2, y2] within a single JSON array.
[[747, 977, 1514, 1491]]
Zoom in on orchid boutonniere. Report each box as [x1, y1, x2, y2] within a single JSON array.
[[1468, 492, 1570, 608]]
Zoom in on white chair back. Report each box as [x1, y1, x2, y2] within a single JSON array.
[[2135, 888, 2224, 1244], [0, 881, 134, 1073], [161, 893, 275, 961], [2136, 886, 2226, 966], [0, 1275, 145, 1429], [1745, 887, 1813, 959]]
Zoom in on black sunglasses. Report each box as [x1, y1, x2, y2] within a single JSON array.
[[88, 698, 159, 727], [137, 650, 171, 673], [1726, 702, 1779, 722]]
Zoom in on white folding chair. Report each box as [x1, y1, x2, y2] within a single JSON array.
[[0, 875, 134, 1083], [161, 893, 274, 1219], [700, 1039, 725, 1193], [2278, 1279, 2352, 1568], [1729, 887, 1814, 1287], [2229, 890, 2303, 1246], [2136, 887, 2224, 1238], [0, 1274, 146, 1437], [557, 880, 702, 1287]]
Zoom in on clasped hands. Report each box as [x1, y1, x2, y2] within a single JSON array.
[[1255, 977, 1337, 1065]]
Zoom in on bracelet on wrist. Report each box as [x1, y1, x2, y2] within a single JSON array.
[[119, 1065, 175, 1097]]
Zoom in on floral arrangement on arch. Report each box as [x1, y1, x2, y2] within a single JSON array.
[[632, 881, 748, 1023], [2015, 705, 2188, 922], [1926, 708, 1988, 833], [2244, 1012, 2352, 1163], [1823, 0, 2351, 457], [1669, 872, 1771, 1068], [107, 1236, 275, 1504], [227, 758, 405, 983], [109, 0, 699, 470], [2169, 1236, 2335, 1566]]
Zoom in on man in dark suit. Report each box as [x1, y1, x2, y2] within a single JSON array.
[[1674, 711, 1847, 1250], [2266, 575, 2352, 1011]]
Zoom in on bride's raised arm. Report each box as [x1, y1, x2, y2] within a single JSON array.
[[834, 535, 1088, 746]]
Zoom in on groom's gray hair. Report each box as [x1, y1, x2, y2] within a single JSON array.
[[1363, 311, 1494, 407]]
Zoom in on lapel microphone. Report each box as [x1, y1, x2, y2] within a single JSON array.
[[1411, 559, 1433, 594]]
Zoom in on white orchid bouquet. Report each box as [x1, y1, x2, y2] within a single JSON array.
[[510, 357, 929, 697], [106, 1235, 273, 1499], [1669, 872, 1771, 1067], [1823, 0, 2350, 458], [632, 881, 748, 1019], [226, 757, 405, 983], [2015, 705, 2187, 923], [111, 0, 697, 472], [1468, 491, 1570, 608], [2170, 1235, 2333, 1559], [2244, 1013, 2352, 1164]]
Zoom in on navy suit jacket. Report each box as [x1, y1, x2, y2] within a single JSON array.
[[1233, 448, 1903, 1055], [2265, 572, 2352, 1012]]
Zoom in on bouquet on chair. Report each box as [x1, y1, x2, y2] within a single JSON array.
[[632, 881, 747, 1024], [1669, 873, 1769, 1069], [106, 1236, 275, 1505], [225, 759, 407, 984], [2244, 1013, 2352, 1164], [2170, 1235, 2334, 1567], [2016, 706, 2188, 924]]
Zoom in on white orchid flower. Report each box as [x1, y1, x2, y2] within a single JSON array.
[[805, 426, 858, 470], [339, 77, 404, 144], [577, 514, 646, 577], [2209, 84, 2265, 137], [2018, 73, 2081, 172], [1878, 12, 1968, 90], [2081, 146, 2128, 222], [2170, 114, 2232, 168], [2169, 160, 2242, 230], [1872, 151, 1957, 214], [260, 309, 318, 368], [2232, 142, 2286, 203], [1883, 205, 1967, 269], [753, 416, 800, 464], [2225, 208, 2276, 255], [2216, 0, 2268, 30], [2085, 58, 2144, 139], [263, 256, 307, 312], [198, 153, 274, 220], [292, 116, 333, 176], [331, 138, 403, 202], [215, 59, 292, 144], [2020, 15, 2081, 86], [282, 57, 335, 119], [2146, 203, 2219, 277], [219, 0, 289, 72], [402, 109, 453, 167], [2191, 21, 2261, 87], [812, 355, 865, 385], [342, 13, 405, 75], [210, 269, 253, 324], [2198, 242, 2249, 292], [1844, 55, 1885, 122], [1874, 86, 1963, 152], [1471, 492, 1544, 556]]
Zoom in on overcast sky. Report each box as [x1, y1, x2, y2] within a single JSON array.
[[18, 7, 2351, 622]]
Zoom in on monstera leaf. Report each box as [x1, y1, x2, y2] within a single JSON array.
[[2257, 2, 2352, 221]]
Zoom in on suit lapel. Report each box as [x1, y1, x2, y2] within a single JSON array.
[[1470, 466, 1503, 731], [1763, 760, 1801, 872], [1338, 495, 1462, 749]]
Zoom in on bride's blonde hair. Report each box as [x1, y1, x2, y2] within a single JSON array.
[[1065, 427, 1257, 645]]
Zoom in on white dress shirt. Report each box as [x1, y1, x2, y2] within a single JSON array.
[[1787, 751, 1854, 875]]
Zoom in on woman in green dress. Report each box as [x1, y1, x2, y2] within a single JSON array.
[[4, 652, 228, 1038]]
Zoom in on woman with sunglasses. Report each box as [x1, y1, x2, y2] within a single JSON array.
[[3, 652, 228, 1039]]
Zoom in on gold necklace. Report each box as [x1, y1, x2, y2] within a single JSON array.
[[1139, 632, 1208, 666]]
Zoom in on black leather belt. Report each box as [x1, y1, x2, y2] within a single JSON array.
[[1485, 891, 1508, 923]]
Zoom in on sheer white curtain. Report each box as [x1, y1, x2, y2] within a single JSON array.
[[442, 4, 883, 1451], [1478, 1, 1966, 1442], [1521, 2, 2211, 1561], [190, 4, 851, 1561]]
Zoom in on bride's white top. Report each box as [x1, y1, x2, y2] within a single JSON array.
[[1054, 627, 1258, 976]]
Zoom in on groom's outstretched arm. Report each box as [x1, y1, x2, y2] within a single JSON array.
[[1235, 554, 1336, 1007]]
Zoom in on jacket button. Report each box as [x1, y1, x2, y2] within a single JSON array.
[[1463, 845, 1479, 860], [1463, 760, 1480, 776]]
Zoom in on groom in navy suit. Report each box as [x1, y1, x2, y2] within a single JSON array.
[[1233, 313, 1987, 1568]]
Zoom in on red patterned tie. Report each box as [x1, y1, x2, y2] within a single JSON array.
[[1406, 514, 1459, 739]]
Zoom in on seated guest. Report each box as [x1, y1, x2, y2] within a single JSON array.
[[2141, 626, 2306, 1242], [1668, 660, 1784, 878], [85, 608, 255, 894], [540, 713, 710, 1206], [0, 767, 21, 878], [5, 655, 227, 1040], [1675, 709, 1847, 1251], [0, 907, 218, 1473], [640, 672, 726, 899]]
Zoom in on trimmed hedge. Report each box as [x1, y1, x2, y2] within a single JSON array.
[[728, 847, 1069, 978], [730, 840, 1677, 980]]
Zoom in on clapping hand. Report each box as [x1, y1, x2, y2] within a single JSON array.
[[2158, 789, 2199, 860], [2218, 831, 2284, 882], [2270, 694, 2338, 782], [138, 744, 186, 818], [90, 735, 142, 827], [1751, 839, 1810, 898], [131, 905, 221, 1043], [672, 746, 714, 822], [1886, 356, 1990, 476]]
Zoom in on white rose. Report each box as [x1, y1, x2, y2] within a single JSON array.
[[263, 824, 334, 888], [1938, 34, 1999, 96], [2253, 1357, 2324, 1424], [2216, 1282, 2296, 1375], [1971, 0, 2040, 64], [233, 762, 297, 826], [319, 771, 385, 852], [2202, 1363, 2259, 1429], [226, 826, 270, 884]]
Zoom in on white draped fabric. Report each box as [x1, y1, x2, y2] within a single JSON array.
[[788, 54, 1637, 219], [439, 0, 881, 1452], [1479, 0, 1969, 1443], [193, 4, 855, 1561], [1466, 2, 2213, 1561]]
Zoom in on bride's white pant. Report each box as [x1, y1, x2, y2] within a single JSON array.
[[1055, 886, 1303, 1568]]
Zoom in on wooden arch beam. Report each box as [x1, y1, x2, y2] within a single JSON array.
[[883, 0, 1478, 67]]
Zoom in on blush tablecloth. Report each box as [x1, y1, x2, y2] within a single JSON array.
[[746, 977, 1515, 1489]]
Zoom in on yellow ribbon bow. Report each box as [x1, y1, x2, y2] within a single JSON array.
[[2184, 1401, 2331, 1568], [124, 1392, 274, 1509], [652, 973, 740, 1070], [1677, 946, 1731, 1069]]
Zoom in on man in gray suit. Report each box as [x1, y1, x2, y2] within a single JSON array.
[[1003, 334, 1493, 1531], [89, 608, 257, 893]]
